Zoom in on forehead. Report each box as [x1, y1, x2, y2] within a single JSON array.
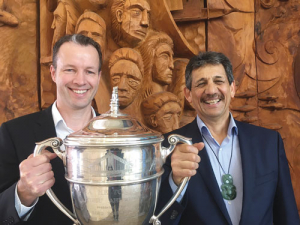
[[191, 64, 227, 81], [124, 0, 150, 10], [155, 43, 173, 55], [78, 18, 105, 29], [77, 19, 105, 33], [159, 101, 181, 112], [53, 2, 66, 15], [58, 42, 97, 55], [110, 60, 142, 76], [56, 42, 99, 66]]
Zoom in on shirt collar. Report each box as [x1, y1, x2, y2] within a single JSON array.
[[52, 101, 96, 128], [196, 113, 238, 138]]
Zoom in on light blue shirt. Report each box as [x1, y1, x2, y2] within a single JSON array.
[[169, 114, 243, 225], [15, 102, 96, 219]]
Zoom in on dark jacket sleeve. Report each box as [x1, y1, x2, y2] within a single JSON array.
[[0, 122, 23, 224], [273, 132, 300, 224]]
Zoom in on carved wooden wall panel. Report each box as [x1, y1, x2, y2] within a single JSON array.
[[0, 0, 300, 214], [254, 0, 300, 211], [39, 0, 199, 130], [0, 0, 39, 123]]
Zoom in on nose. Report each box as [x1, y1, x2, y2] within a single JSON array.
[[172, 114, 180, 130], [118, 75, 128, 91], [73, 71, 86, 85], [51, 18, 56, 29], [140, 10, 149, 27], [205, 80, 217, 94], [169, 55, 174, 70]]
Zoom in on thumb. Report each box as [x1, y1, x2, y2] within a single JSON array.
[[42, 150, 58, 160], [193, 142, 205, 151]]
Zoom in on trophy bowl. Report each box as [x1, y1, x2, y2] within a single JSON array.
[[34, 87, 191, 225]]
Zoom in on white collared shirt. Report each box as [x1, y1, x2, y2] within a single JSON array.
[[15, 102, 96, 219]]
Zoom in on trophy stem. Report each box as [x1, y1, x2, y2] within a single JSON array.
[[110, 86, 120, 116]]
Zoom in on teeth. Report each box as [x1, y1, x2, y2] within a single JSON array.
[[206, 99, 219, 104], [73, 89, 87, 94]]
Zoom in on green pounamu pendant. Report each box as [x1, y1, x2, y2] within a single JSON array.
[[221, 174, 236, 200]]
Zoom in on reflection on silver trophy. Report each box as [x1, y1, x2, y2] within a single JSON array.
[[34, 87, 191, 225]]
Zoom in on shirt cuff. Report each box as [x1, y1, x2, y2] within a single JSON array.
[[15, 184, 38, 220], [168, 172, 188, 203]]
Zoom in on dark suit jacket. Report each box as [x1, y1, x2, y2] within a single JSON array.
[[155, 118, 300, 225], [0, 106, 90, 225]]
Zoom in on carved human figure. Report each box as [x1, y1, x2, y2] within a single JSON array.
[[0, 0, 18, 27], [51, 0, 80, 49], [109, 48, 144, 118], [167, 58, 196, 126], [141, 91, 181, 133], [111, 0, 150, 48], [75, 10, 106, 58], [168, 58, 189, 108], [137, 30, 174, 99]]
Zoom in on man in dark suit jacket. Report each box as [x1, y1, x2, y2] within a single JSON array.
[[154, 51, 300, 224], [0, 34, 102, 224]]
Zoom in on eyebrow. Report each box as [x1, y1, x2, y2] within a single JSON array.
[[112, 72, 142, 80], [85, 66, 98, 70], [128, 3, 150, 11], [194, 75, 225, 83]]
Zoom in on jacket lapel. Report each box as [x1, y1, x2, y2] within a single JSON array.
[[186, 119, 232, 224], [236, 121, 256, 224], [34, 105, 57, 141]]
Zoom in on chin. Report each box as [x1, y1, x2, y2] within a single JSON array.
[[119, 101, 129, 109]]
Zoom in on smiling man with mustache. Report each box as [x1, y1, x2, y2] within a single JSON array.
[[155, 51, 300, 225]]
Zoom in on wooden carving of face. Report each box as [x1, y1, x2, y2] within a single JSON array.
[[151, 101, 181, 133], [152, 43, 174, 86], [117, 0, 150, 47], [110, 59, 142, 108], [76, 18, 106, 55]]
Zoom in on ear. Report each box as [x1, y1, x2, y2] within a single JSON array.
[[50, 65, 56, 83], [230, 80, 236, 98], [150, 114, 157, 127], [184, 87, 192, 104], [116, 9, 123, 23]]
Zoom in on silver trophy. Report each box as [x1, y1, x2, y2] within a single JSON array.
[[34, 87, 191, 225]]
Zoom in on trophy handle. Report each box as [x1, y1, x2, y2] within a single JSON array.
[[150, 134, 192, 225], [33, 137, 80, 225]]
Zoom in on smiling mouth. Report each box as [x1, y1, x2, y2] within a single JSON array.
[[72, 89, 87, 94], [204, 99, 221, 105]]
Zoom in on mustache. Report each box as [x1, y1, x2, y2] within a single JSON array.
[[201, 93, 224, 102]]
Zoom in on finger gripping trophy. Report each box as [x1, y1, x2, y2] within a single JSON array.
[[34, 87, 191, 225]]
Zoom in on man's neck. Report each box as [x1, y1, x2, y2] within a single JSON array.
[[56, 104, 93, 132], [201, 115, 230, 145]]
